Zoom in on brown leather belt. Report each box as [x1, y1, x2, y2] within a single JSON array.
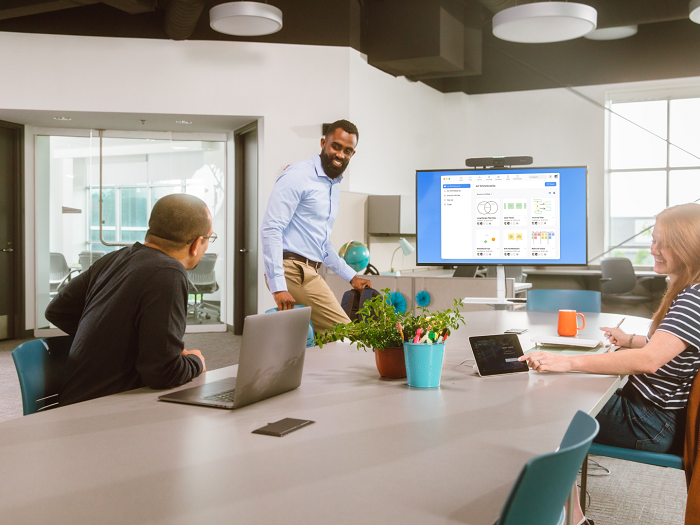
[[283, 251, 322, 270]]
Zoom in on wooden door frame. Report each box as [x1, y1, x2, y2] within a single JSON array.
[[0, 119, 27, 339]]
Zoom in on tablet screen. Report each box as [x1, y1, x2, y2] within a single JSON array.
[[469, 334, 530, 376]]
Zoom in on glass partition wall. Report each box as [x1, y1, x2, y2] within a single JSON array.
[[35, 131, 227, 334]]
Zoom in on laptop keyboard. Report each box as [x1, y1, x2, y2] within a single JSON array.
[[203, 389, 235, 403]]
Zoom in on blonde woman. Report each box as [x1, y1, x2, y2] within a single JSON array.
[[521, 203, 700, 456]]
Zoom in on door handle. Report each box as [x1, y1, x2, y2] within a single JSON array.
[[239, 249, 249, 254], [1, 248, 12, 252]]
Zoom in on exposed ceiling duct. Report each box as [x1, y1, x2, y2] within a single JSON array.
[[164, 0, 206, 40], [365, 0, 483, 80], [0, 0, 154, 20]]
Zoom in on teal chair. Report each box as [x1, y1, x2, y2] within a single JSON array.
[[496, 411, 600, 525], [11, 336, 73, 415], [526, 289, 602, 313], [264, 305, 316, 347]]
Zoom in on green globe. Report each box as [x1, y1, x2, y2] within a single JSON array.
[[338, 241, 370, 272]]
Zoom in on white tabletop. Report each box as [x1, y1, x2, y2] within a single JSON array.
[[0, 311, 652, 525]]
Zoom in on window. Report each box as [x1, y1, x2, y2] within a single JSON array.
[[607, 97, 700, 265]]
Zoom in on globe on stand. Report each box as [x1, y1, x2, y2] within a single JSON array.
[[338, 240, 370, 272]]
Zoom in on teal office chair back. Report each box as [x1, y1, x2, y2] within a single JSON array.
[[11, 336, 73, 415], [496, 411, 600, 525], [526, 289, 602, 313], [264, 305, 315, 347]]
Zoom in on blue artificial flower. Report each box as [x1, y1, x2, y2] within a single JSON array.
[[415, 290, 431, 308], [387, 292, 407, 313]]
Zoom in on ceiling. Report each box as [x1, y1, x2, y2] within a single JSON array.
[[1, 0, 699, 95]]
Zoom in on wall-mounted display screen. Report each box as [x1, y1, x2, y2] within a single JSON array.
[[416, 167, 587, 265]]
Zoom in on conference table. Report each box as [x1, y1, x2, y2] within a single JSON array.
[[0, 311, 652, 525]]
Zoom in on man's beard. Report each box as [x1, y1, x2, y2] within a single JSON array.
[[320, 150, 349, 179]]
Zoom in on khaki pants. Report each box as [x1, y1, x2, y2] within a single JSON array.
[[269, 259, 351, 333]]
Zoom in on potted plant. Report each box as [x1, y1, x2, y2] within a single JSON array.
[[316, 289, 465, 380]]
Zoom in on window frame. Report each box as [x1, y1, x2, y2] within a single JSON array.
[[605, 87, 700, 267]]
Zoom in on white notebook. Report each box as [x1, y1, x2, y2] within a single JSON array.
[[530, 335, 607, 349]]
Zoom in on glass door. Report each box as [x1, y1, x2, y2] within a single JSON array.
[[35, 131, 227, 334]]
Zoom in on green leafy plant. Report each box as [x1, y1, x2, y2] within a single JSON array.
[[316, 288, 465, 352]]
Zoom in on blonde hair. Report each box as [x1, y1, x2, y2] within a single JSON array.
[[650, 203, 700, 334]]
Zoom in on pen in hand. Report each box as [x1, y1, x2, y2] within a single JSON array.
[[602, 317, 626, 345]]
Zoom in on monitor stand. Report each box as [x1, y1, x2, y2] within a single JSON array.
[[496, 264, 506, 301], [494, 264, 508, 310]]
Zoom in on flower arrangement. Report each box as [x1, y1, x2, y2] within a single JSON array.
[[316, 288, 465, 351]]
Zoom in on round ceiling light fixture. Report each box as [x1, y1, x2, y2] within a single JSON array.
[[584, 25, 638, 40], [691, 0, 700, 24], [210, 1, 283, 37], [493, 1, 597, 43]]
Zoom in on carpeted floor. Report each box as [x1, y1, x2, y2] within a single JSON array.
[[0, 335, 688, 524]]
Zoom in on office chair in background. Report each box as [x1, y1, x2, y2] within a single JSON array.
[[79, 250, 105, 272], [187, 253, 220, 323], [526, 289, 602, 313], [11, 336, 73, 415], [599, 257, 653, 311], [495, 411, 599, 525], [49, 253, 77, 296]]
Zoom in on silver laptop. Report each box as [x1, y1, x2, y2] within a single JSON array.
[[158, 307, 311, 410]]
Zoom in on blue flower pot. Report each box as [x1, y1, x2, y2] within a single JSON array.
[[403, 342, 445, 388]]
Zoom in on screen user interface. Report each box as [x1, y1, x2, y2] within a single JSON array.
[[470, 334, 529, 376], [416, 167, 587, 265]]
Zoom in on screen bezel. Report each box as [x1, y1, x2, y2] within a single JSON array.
[[469, 334, 530, 377], [415, 166, 588, 267]]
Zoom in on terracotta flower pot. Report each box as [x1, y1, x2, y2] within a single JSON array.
[[374, 346, 407, 379]]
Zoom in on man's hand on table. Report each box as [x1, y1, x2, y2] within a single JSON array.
[[274, 291, 296, 311], [182, 349, 206, 372], [350, 276, 371, 290]]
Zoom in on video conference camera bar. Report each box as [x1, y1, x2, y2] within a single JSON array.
[[465, 156, 533, 168]]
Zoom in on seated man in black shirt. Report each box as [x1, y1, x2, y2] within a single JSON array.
[[46, 194, 213, 406]]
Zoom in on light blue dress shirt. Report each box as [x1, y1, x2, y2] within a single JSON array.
[[261, 155, 357, 293]]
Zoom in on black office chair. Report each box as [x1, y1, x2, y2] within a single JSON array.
[[599, 258, 653, 309]]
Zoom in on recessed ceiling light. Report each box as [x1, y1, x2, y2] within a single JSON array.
[[691, 0, 700, 24], [210, 1, 283, 36], [584, 25, 637, 40], [175, 120, 193, 125], [53, 116, 72, 121], [492, 1, 597, 43]]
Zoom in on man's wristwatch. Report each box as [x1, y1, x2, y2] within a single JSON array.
[[628, 333, 636, 347]]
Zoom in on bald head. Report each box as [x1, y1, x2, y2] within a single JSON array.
[[145, 194, 211, 252]]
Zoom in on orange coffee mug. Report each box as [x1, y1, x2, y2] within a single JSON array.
[[558, 310, 585, 337]]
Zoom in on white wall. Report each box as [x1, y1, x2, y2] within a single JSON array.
[[0, 32, 454, 326]]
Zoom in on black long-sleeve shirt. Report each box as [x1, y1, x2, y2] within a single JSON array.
[[46, 243, 203, 406]]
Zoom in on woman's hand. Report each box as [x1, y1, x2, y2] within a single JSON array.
[[518, 351, 573, 373], [600, 326, 629, 346]]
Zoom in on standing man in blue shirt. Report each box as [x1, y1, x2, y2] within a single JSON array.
[[261, 120, 371, 332]]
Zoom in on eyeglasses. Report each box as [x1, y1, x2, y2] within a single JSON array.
[[187, 232, 217, 245]]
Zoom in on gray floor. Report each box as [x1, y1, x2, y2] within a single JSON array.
[[0, 335, 688, 524]]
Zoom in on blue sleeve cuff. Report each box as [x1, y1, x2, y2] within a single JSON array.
[[268, 275, 288, 294], [337, 264, 357, 284]]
